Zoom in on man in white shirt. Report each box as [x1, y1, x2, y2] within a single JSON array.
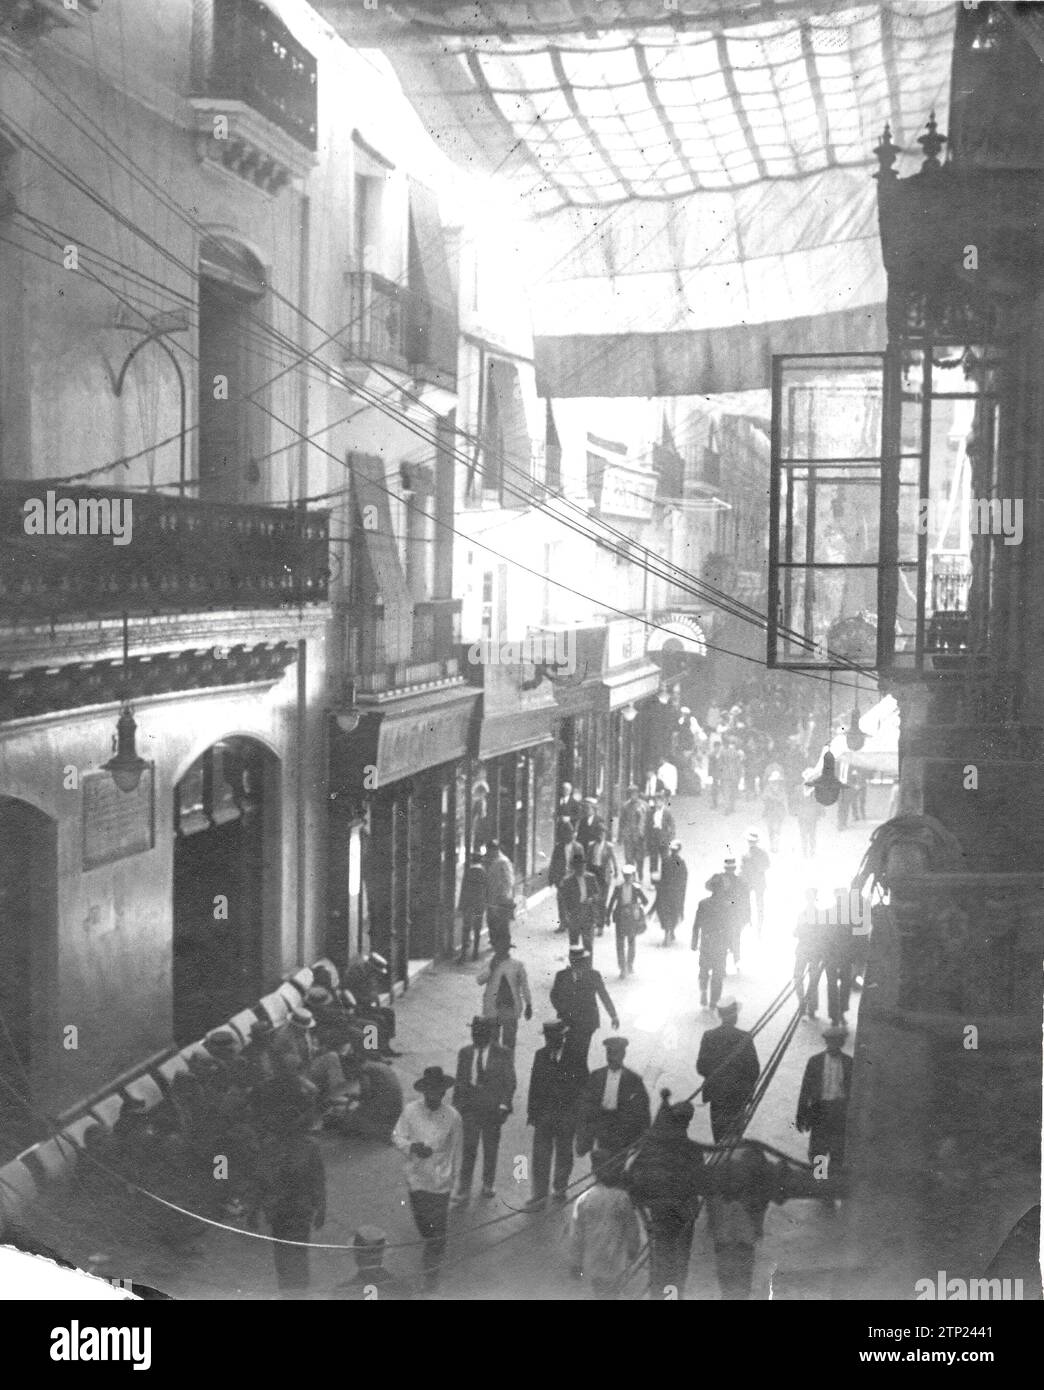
[[569, 1148, 642, 1299], [393, 1066, 463, 1288], [795, 1025, 853, 1200]]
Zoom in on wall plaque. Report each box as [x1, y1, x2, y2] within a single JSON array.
[[82, 766, 155, 869]]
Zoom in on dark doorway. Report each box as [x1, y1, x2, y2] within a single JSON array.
[[0, 798, 57, 1159], [172, 739, 277, 1046]]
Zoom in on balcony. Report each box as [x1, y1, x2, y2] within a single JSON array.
[[349, 598, 463, 697], [0, 484, 329, 623], [190, 0, 318, 193], [343, 275, 457, 408]]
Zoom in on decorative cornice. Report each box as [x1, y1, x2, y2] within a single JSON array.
[[189, 99, 317, 195], [0, 640, 298, 724]]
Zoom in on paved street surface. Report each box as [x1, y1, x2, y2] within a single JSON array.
[[57, 789, 884, 1301]]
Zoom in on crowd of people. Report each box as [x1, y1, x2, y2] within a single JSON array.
[[67, 957, 408, 1296]]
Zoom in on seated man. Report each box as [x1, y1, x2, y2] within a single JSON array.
[[271, 1008, 352, 1114], [332, 1055, 405, 1144], [343, 955, 401, 1058]]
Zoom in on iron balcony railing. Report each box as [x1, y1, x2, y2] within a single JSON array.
[[0, 484, 329, 620], [349, 598, 463, 694], [344, 274, 458, 387], [198, 0, 318, 151]]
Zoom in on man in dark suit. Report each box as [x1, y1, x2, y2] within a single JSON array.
[[451, 1016, 516, 1203], [576, 1037, 651, 1160], [558, 782, 583, 830], [575, 797, 605, 854], [457, 852, 487, 963], [645, 792, 676, 878], [524, 1020, 587, 1210], [549, 946, 620, 1070], [795, 1024, 853, 1179], [557, 848, 602, 955], [696, 998, 760, 1143]]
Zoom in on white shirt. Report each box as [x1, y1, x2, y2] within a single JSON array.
[[821, 1053, 846, 1102], [392, 1098, 463, 1194], [601, 1067, 623, 1111], [652, 808, 664, 829]]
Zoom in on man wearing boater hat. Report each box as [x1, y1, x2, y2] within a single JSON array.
[[392, 1066, 462, 1289], [795, 1024, 853, 1193], [696, 998, 760, 1143]]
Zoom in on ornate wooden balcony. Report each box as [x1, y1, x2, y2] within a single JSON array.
[[0, 484, 329, 622], [190, 0, 318, 192]]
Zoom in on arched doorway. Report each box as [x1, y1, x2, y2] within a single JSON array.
[[172, 738, 279, 1046], [0, 797, 57, 1159]]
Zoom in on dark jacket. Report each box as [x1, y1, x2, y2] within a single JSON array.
[[576, 1065, 651, 1155], [550, 964, 618, 1032], [576, 813, 605, 852], [654, 852, 688, 927], [696, 1024, 760, 1109], [526, 1042, 587, 1125], [458, 863, 487, 915], [606, 881, 649, 932], [740, 845, 770, 890], [453, 1041, 516, 1117], [557, 871, 603, 933], [619, 797, 647, 845], [627, 1108, 705, 1223], [645, 805, 676, 850], [796, 1050, 853, 1132], [691, 893, 729, 956]]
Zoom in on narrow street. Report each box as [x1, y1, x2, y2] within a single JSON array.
[[118, 789, 881, 1301]]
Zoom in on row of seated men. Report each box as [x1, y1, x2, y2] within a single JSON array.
[[56, 962, 404, 1273]]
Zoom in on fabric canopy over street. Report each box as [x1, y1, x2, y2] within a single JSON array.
[[321, 0, 956, 395]]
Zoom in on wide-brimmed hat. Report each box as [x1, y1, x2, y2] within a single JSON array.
[[414, 1066, 455, 1094], [622, 864, 637, 876], [568, 946, 590, 960], [822, 1024, 848, 1041], [717, 997, 739, 1015], [542, 1019, 568, 1036], [289, 1008, 316, 1030]]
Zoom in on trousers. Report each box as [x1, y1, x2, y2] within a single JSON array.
[[269, 1212, 311, 1291], [492, 1014, 519, 1051], [408, 1189, 450, 1280], [709, 1102, 746, 1143], [699, 950, 727, 1005], [531, 1110, 576, 1198], [459, 1110, 503, 1190], [715, 1243, 756, 1300], [647, 1215, 696, 1299], [824, 964, 851, 1025], [615, 925, 637, 974]]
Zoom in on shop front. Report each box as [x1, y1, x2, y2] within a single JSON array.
[[467, 661, 558, 895], [551, 620, 662, 837], [329, 684, 479, 979]]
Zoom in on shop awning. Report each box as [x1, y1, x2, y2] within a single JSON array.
[[350, 454, 413, 664], [475, 660, 558, 759], [603, 662, 662, 711], [336, 685, 480, 789]]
